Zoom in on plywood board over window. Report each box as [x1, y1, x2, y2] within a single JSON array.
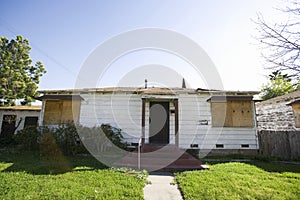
[[43, 100, 81, 125], [291, 103, 300, 128], [210, 97, 253, 127]]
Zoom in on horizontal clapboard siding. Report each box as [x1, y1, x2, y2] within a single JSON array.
[[78, 92, 258, 149], [79, 93, 142, 143], [177, 94, 258, 149]]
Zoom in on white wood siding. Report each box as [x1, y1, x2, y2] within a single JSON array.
[[178, 93, 258, 150], [79, 93, 142, 144], [78, 92, 258, 150]]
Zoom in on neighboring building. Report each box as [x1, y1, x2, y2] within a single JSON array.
[[0, 106, 41, 138], [256, 91, 300, 160], [38, 87, 258, 155], [256, 90, 300, 131]]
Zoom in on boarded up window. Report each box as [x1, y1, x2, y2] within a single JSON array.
[[43, 100, 81, 125], [291, 104, 300, 128], [211, 100, 253, 127]]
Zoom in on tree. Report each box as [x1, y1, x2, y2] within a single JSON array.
[[255, 0, 300, 81], [260, 70, 297, 100], [0, 35, 46, 106]]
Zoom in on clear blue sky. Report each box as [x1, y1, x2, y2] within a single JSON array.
[[0, 0, 283, 91]]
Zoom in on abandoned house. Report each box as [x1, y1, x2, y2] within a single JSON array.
[[0, 106, 41, 139], [38, 87, 259, 156]]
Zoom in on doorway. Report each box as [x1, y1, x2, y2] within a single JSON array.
[[0, 115, 17, 138], [149, 102, 169, 144]]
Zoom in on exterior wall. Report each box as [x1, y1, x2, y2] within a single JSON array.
[[78, 92, 258, 151], [256, 102, 297, 131], [178, 93, 258, 150], [79, 93, 142, 144], [38, 89, 257, 154], [0, 110, 40, 134], [291, 104, 300, 128]]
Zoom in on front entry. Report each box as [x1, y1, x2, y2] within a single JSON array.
[[0, 115, 16, 138], [149, 102, 169, 144]]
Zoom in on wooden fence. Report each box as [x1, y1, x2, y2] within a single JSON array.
[[258, 130, 300, 159]]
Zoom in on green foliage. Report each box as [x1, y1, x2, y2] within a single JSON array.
[[52, 123, 88, 155], [13, 123, 128, 155], [13, 126, 46, 150], [113, 167, 149, 182], [100, 123, 129, 150], [39, 132, 72, 173], [0, 35, 46, 105], [260, 70, 298, 100], [0, 152, 144, 199], [0, 150, 105, 174], [13, 124, 87, 155], [176, 162, 300, 200]]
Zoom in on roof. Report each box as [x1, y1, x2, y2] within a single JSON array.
[[36, 95, 84, 101], [287, 99, 300, 105], [258, 90, 300, 106], [207, 96, 253, 102], [0, 106, 41, 111], [38, 87, 258, 96]]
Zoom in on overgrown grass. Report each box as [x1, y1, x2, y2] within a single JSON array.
[[176, 162, 300, 200], [0, 151, 145, 199]]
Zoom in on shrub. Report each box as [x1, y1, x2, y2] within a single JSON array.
[[52, 123, 88, 155], [13, 123, 128, 155], [100, 124, 129, 150], [39, 132, 72, 173], [14, 127, 44, 150]]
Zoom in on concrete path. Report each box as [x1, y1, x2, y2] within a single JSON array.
[[143, 172, 183, 200]]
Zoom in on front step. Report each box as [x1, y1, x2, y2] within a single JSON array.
[[113, 144, 208, 172]]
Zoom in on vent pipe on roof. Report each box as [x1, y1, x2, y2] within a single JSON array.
[[182, 78, 186, 88]]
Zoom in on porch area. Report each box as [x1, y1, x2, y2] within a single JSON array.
[[114, 144, 208, 172]]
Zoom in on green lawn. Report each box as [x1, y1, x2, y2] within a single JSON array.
[[176, 162, 300, 200], [0, 151, 145, 200]]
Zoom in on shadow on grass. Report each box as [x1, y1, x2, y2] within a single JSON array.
[[250, 161, 300, 173], [203, 154, 300, 174], [0, 150, 107, 175]]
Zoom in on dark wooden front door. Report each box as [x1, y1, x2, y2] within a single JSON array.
[[149, 102, 169, 144], [0, 115, 16, 138]]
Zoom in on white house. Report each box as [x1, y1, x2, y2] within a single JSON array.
[[38, 87, 259, 156], [0, 106, 41, 138]]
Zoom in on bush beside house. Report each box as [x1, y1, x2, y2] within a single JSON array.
[[13, 123, 129, 157]]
